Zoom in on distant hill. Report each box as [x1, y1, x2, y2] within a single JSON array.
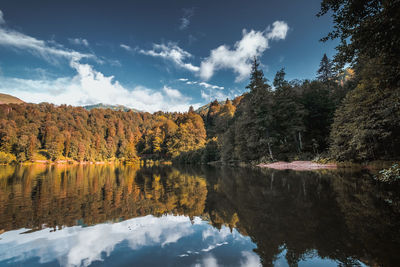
[[195, 95, 244, 115], [0, 93, 24, 104], [195, 100, 226, 114], [83, 103, 141, 112]]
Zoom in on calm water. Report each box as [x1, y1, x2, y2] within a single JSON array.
[[0, 165, 399, 267]]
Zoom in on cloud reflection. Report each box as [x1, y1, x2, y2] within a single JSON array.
[[0, 215, 259, 267]]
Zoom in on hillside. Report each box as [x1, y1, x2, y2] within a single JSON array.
[[0, 93, 24, 104], [83, 103, 141, 112], [195, 95, 244, 116]]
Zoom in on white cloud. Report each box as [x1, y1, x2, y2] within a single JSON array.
[[0, 11, 198, 113], [139, 42, 199, 72], [199, 82, 224, 90], [178, 78, 227, 102], [179, 8, 194, 30], [0, 60, 199, 113], [267, 21, 289, 40], [163, 86, 184, 99], [197, 255, 219, 267], [199, 21, 289, 81], [68, 38, 89, 47], [178, 78, 224, 90], [120, 43, 133, 52], [0, 215, 195, 267], [0, 10, 94, 63], [0, 28, 94, 63], [240, 251, 262, 267], [200, 90, 231, 102], [0, 10, 4, 24], [0, 215, 259, 267]]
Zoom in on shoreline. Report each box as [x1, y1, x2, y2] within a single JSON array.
[[0, 159, 172, 166], [257, 160, 397, 171], [257, 161, 338, 171]]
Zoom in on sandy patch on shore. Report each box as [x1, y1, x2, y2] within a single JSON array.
[[258, 161, 337, 171]]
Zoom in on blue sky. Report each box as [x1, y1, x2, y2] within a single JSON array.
[[0, 0, 337, 112]]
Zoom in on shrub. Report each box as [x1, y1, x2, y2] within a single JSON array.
[[375, 163, 400, 183]]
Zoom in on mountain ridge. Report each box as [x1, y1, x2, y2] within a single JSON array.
[[0, 93, 24, 104]]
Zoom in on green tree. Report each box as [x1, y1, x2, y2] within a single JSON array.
[[318, 0, 400, 88], [227, 58, 275, 161], [330, 78, 400, 161], [317, 54, 333, 82], [320, 0, 400, 161], [272, 69, 306, 157]]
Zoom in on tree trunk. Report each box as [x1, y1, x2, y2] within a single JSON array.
[[298, 132, 303, 151], [268, 140, 274, 161]]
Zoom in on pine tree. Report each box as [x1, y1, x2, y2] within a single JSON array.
[[246, 57, 268, 92], [273, 68, 288, 88], [317, 54, 333, 82], [272, 69, 306, 156], [230, 57, 275, 161]]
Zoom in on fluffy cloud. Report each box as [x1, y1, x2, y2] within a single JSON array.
[[199, 21, 289, 81], [0, 61, 198, 113], [240, 251, 262, 267], [68, 38, 89, 47], [267, 21, 289, 40], [139, 42, 199, 72], [138, 21, 288, 81], [200, 89, 232, 102]]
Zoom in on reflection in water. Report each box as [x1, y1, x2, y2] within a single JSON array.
[[0, 215, 258, 267], [0, 164, 399, 266]]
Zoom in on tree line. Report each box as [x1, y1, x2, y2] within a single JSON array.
[[0, 104, 206, 163], [178, 57, 352, 164]]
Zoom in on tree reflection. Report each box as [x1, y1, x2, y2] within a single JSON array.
[[0, 165, 399, 266], [0, 164, 207, 232], [205, 167, 400, 267]]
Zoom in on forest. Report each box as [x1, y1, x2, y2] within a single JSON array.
[[0, 0, 399, 165]]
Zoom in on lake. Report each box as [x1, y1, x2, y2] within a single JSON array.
[[0, 164, 399, 266]]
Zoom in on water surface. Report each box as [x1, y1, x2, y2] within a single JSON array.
[[0, 164, 399, 266]]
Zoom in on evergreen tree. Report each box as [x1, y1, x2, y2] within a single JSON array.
[[272, 69, 306, 157], [317, 54, 333, 82], [246, 57, 268, 92], [318, 0, 400, 88], [229, 58, 275, 161], [320, 0, 400, 161], [329, 65, 400, 161], [273, 68, 288, 88]]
